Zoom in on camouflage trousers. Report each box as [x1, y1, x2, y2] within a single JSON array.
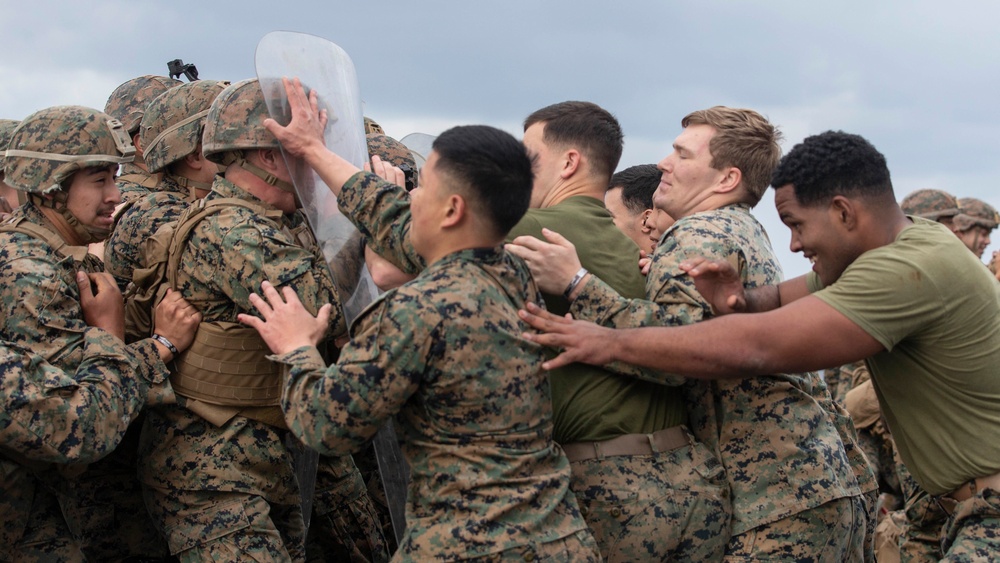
[[0, 458, 83, 562], [940, 487, 1000, 561], [568, 432, 731, 562], [860, 488, 878, 562], [59, 418, 170, 561], [724, 495, 866, 562], [306, 454, 390, 562], [466, 530, 601, 562]]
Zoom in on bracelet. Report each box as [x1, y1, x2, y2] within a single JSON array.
[[563, 267, 589, 300], [151, 333, 179, 356]]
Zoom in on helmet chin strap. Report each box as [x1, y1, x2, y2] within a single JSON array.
[[220, 151, 296, 193], [29, 192, 110, 245], [168, 172, 214, 202]]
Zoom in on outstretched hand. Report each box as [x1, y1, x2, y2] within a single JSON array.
[[238, 281, 332, 355], [506, 228, 583, 296], [680, 257, 747, 315], [365, 155, 406, 188], [77, 271, 125, 340], [262, 77, 328, 160], [518, 302, 618, 370]]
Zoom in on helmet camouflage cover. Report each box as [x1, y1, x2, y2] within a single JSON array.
[[0, 119, 21, 172], [366, 133, 415, 170], [4, 106, 135, 194], [954, 197, 1000, 232], [105, 75, 183, 134], [899, 188, 961, 221], [140, 80, 230, 173], [202, 78, 280, 165]]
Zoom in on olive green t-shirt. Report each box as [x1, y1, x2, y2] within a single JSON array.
[[507, 196, 685, 443], [809, 217, 1000, 495]]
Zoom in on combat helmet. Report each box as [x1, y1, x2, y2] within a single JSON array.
[[899, 189, 961, 221], [140, 80, 230, 174], [4, 105, 135, 243], [364, 116, 384, 135], [953, 197, 999, 232], [367, 133, 417, 191], [105, 75, 183, 135], [0, 119, 20, 173], [202, 78, 294, 193]]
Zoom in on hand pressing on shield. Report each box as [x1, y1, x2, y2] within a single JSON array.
[[238, 280, 332, 355], [519, 302, 619, 370], [263, 77, 328, 161], [365, 154, 406, 189]]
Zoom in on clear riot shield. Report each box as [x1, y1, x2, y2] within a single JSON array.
[[256, 31, 377, 324], [255, 31, 408, 543], [399, 132, 437, 170]]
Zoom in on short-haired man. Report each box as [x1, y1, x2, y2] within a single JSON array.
[[522, 130, 1000, 559], [506, 102, 729, 561], [510, 109, 872, 560], [252, 79, 600, 560], [605, 163, 661, 250]]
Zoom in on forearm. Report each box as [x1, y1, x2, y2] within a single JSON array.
[[337, 172, 424, 274], [301, 143, 362, 199], [276, 346, 394, 456], [745, 275, 810, 312]]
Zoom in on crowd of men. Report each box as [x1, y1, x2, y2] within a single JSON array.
[[0, 69, 997, 563]]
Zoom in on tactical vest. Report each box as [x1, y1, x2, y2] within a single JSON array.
[[125, 197, 289, 418]]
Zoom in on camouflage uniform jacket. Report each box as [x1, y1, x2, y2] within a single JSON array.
[[141, 175, 346, 503], [1, 330, 153, 465], [569, 204, 861, 534], [105, 173, 192, 291], [116, 162, 158, 206], [276, 171, 588, 560], [0, 201, 168, 381]]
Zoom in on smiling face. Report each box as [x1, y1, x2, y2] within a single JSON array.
[[653, 124, 728, 219], [955, 225, 992, 258], [64, 165, 120, 231], [775, 183, 864, 286]]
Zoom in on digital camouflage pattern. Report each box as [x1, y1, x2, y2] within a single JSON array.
[[725, 495, 866, 561], [105, 172, 194, 292], [306, 454, 390, 562], [570, 438, 731, 561], [366, 133, 415, 170], [137, 175, 351, 558], [104, 74, 182, 134], [140, 79, 230, 173], [116, 161, 160, 206], [568, 204, 864, 541], [899, 188, 961, 220], [0, 330, 156, 465], [954, 197, 1000, 232], [202, 78, 281, 164], [0, 118, 20, 170], [271, 172, 596, 560], [939, 488, 1000, 560], [0, 200, 172, 559], [3, 105, 134, 195]]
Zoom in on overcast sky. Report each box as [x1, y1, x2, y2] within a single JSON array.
[[3, 0, 998, 277]]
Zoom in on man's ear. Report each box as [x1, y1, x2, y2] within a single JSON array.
[[184, 150, 206, 170], [132, 132, 143, 154], [441, 193, 466, 228], [560, 149, 582, 179], [715, 166, 742, 194], [830, 195, 859, 230], [256, 148, 283, 171], [640, 209, 654, 233]]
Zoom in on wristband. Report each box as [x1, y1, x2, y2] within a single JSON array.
[[151, 333, 179, 356], [563, 267, 589, 300]]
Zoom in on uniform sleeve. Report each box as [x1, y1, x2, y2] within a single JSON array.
[[337, 171, 426, 275], [0, 328, 149, 464], [567, 221, 742, 384], [273, 291, 438, 456], [0, 244, 89, 365]]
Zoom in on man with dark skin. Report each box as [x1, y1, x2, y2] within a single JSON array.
[[520, 130, 1000, 560]]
